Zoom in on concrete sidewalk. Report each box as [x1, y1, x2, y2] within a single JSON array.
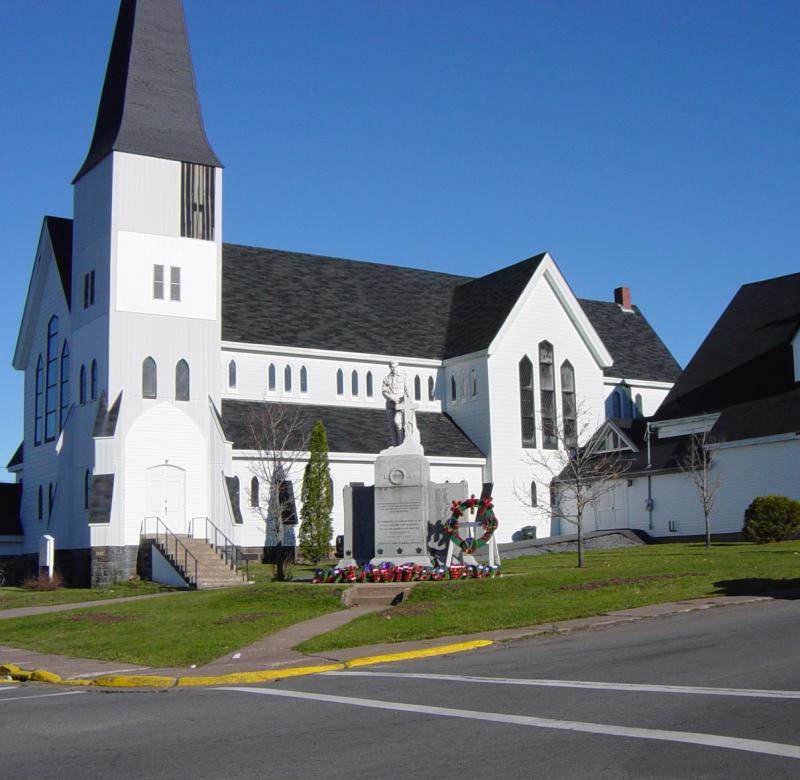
[[0, 590, 187, 621]]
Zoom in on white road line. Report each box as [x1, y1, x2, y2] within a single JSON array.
[[325, 671, 800, 700], [69, 668, 145, 679], [222, 686, 800, 760], [0, 686, 20, 694], [0, 691, 85, 704]]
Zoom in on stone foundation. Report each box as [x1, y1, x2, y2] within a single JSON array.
[[91, 546, 139, 587]]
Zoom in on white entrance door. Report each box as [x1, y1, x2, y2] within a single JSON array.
[[596, 483, 628, 530], [146, 465, 187, 533]]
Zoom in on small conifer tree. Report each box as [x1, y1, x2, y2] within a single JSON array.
[[299, 420, 334, 563]]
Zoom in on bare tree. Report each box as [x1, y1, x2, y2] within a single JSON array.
[[246, 403, 311, 580], [679, 430, 723, 550], [518, 400, 630, 568]]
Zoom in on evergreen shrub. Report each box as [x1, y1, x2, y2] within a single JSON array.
[[743, 495, 800, 543]]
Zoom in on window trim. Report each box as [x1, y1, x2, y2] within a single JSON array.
[[90, 360, 98, 401], [336, 368, 344, 397], [142, 357, 157, 400], [428, 375, 435, 402], [300, 365, 308, 394], [170, 266, 181, 302], [153, 264, 164, 300], [175, 359, 190, 402], [366, 371, 373, 398], [45, 316, 59, 442], [34, 355, 44, 446], [351, 369, 359, 397], [181, 162, 215, 241], [539, 341, 557, 450], [561, 360, 577, 450], [284, 364, 292, 393], [59, 340, 70, 431], [519, 355, 535, 448], [268, 363, 276, 392]]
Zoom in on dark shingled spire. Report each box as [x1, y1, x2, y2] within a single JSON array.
[[74, 0, 221, 182]]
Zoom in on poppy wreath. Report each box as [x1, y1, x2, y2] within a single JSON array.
[[444, 495, 498, 555]]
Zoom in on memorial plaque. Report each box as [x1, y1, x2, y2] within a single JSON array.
[[372, 452, 431, 564], [427, 480, 467, 561]]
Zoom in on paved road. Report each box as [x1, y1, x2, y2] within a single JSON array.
[[3, 599, 800, 778]]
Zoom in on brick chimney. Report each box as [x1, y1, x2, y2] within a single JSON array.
[[614, 286, 633, 311]]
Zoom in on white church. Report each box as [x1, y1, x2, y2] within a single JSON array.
[[1, 0, 683, 586]]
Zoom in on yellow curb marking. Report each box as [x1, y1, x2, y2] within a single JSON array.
[[1, 639, 494, 689]]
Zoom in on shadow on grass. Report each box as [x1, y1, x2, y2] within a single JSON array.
[[713, 578, 800, 599]]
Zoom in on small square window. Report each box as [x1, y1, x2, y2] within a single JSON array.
[[170, 267, 181, 302], [153, 265, 164, 299]]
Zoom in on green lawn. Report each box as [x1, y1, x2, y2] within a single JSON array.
[[297, 541, 800, 653], [0, 583, 345, 667], [0, 580, 171, 611]]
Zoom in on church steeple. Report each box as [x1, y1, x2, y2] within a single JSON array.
[[74, 0, 222, 183]]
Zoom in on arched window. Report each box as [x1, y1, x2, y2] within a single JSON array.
[[336, 369, 344, 396], [175, 360, 190, 401], [428, 376, 435, 402], [142, 357, 157, 399], [48, 483, 55, 518], [366, 371, 373, 398], [284, 365, 292, 392], [34, 355, 44, 445], [250, 476, 259, 508], [561, 361, 577, 450], [329, 477, 335, 508], [79, 365, 87, 405], [635, 393, 644, 417], [414, 375, 421, 401], [519, 356, 535, 448], [90, 360, 98, 401], [539, 342, 557, 449], [611, 391, 622, 418], [461, 371, 467, 400], [45, 316, 59, 441], [351, 370, 359, 397], [84, 470, 91, 510], [268, 363, 276, 392], [59, 341, 70, 430], [531, 481, 538, 507], [300, 365, 308, 394], [228, 360, 237, 390], [450, 375, 457, 402], [37, 485, 43, 521], [470, 368, 478, 398]]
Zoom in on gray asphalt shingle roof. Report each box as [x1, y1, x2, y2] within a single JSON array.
[[74, 0, 221, 182], [222, 244, 679, 382], [221, 400, 484, 459]]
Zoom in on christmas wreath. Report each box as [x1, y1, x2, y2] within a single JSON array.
[[444, 495, 498, 554]]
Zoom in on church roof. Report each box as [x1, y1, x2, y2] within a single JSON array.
[[74, 0, 221, 183], [657, 271, 800, 419], [577, 299, 681, 383], [222, 243, 679, 381], [221, 400, 485, 459], [45, 216, 73, 309]]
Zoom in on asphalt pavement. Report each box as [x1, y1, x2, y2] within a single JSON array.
[[2, 598, 800, 778]]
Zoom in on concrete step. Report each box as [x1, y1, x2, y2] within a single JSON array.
[[342, 583, 414, 607]]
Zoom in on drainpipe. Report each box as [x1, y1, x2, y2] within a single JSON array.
[[647, 475, 654, 530]]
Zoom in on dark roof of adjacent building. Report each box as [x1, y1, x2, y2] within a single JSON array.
[[0, 483, 23, 536], [45, 216, 73, 309], [221, 400, 484, 459], [222, 244, 678, 380], [657, 272, 800, 419], [577, 300, 681, 383], [6, 443, 23, 470], [74, 0, 221, 182], [710, 386, 800, 443]]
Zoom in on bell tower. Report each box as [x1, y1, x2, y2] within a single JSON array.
[[70, 0, 227, 550]]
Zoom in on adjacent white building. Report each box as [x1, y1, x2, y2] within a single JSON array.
[[559, 273, 800, 538], [0, 0, 680, 585]]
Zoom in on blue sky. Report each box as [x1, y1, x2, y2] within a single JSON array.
[[1, 0, 798, 474]]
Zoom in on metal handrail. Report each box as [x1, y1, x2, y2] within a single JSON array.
[[141, 516, 199, 589], [189, 516, 249, 583]]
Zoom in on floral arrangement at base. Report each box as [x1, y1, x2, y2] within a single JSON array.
[[313, 561, 501, 584], [445, 495, 498, 555]]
